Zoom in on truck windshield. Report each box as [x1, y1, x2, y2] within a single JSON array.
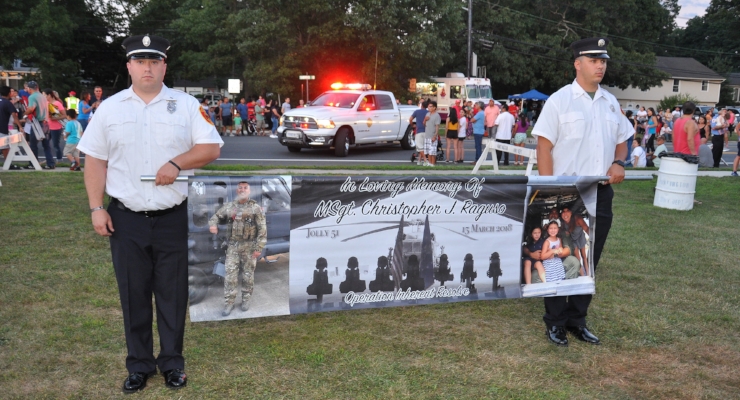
[[466, 85, 479, 98], [311, 92, 361, 109], [478, 86, 492, 99]]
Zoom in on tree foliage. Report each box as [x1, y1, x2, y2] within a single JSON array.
[[672, 0, 740, 105], [2, 0, 736, 104], [168, 0, 463, 101], [439, 0, 679, 98], [658, 92, 699, 111]]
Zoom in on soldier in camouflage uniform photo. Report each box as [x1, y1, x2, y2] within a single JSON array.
[[209, 181, 267, 316]]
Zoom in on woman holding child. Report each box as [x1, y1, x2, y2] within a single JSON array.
[[560, 207, 590, 276]]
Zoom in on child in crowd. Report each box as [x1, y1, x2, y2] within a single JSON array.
[[660, 124, 672, 143], [233, 110, 242, 137], [62, 109, 83, 171], [540, 221, 565, 282], [630, 138, 647, 168], [523, 226, 546, 284]]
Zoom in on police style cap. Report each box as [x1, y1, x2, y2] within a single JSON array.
[[570, 37, 610, 59], [122, 34, 170, 60]]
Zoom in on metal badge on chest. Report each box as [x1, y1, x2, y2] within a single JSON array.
[[167, 99, 177, 114]]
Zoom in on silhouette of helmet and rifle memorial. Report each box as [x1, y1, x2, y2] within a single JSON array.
[[487, 252, 502, 290], [369, 255, 395, 292], [434, 253, 454, 286], [460, 253, 478, 294], [306, 257, 333, 301], [400, 254, 425, 291], [339, 256, 367, 293]]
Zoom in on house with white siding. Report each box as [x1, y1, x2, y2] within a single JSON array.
[[602, 57, 724, 109]]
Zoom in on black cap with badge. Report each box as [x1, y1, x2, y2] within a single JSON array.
[[121, 34, 170, 60], [570, 37, 610, 59]]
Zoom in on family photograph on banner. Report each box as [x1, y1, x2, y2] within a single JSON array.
[[186, 175, 600, 322]]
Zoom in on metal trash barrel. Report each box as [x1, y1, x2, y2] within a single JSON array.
[[653, 154, 699, 211]]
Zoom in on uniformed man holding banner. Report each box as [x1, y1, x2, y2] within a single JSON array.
[[532, 37, 631, 347], [77, 34, 223, 393]]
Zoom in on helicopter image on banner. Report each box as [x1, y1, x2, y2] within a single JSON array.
[[337, 214, 477, 290]]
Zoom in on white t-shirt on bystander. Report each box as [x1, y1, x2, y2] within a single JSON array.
[[494, 111, 515, 140], [631, 146, 647, 167], [458, 117, 467, 138]]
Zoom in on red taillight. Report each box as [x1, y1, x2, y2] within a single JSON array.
[[301, 123, 309, 129]]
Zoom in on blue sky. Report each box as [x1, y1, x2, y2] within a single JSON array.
[[677, 0, 710, 27]]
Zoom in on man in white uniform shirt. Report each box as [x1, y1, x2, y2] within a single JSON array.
[[77, 34, 223, 393], [493, 107, 516, 165], [532, 37, 630, 347]]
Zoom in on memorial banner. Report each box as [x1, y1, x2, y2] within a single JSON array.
[[186, 175, 599, 322]]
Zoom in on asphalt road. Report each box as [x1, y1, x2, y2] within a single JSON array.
[[214, 134, 466, 166], [213, 134, 738, 167], [26, 134, 739, 167]]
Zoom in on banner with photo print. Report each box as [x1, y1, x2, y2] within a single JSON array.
[[187, 175, 600, 322]]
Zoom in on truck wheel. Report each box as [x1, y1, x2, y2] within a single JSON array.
[[287, 146, 301, 153], [335, 129, 350, 157], [400, 125, 414, 150], [188, 267, 209, 305]]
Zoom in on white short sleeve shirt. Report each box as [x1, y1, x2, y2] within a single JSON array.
[[531, 80, 632, 176], [77, 84, 223, 211], [494, 111, 515, 140], [630, 146, 647, 167]]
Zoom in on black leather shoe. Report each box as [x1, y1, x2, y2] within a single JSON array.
[[163, 368, 187, 389], [567, 326, 601, 345], [122, 371, 155, 394], [546, 326, 568, 346]]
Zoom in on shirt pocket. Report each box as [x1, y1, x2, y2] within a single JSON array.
[[605, 113, 622, 145], [559, 112, 585, 140], [109, 114, 137, 147], [153, 115, 189, 149]]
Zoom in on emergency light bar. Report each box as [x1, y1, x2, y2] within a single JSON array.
[[330, 83, 371, 90]]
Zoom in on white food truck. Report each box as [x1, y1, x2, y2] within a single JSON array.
[[415, 73, 493, 120]]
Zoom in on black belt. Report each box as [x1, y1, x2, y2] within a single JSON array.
[[110, 197, 185, 218]]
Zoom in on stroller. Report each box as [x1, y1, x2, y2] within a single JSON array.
[[410, 139, 445, 163], [409, 124, 445, 164]]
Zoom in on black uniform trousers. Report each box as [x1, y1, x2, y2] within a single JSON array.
[[711, 134, 724, 167], [543, 184, 613, 328], [108, 200, 189, 374], [495, 139, 510, 165]]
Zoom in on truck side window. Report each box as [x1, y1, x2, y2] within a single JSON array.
[[359, 95, 376, 111], [450, 85, 462, 99], [377, 95, 394, 110]]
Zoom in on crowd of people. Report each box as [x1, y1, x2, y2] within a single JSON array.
[[4, 81, 737, 175], [0, 82, 106, 170], [203, 95, 304, 138], [408, 98, 534, 166], [626, 103, 739, 171], [1, 82, 312, 169]]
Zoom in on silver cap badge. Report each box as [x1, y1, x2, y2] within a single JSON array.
[[143, 35, 151, 47], [598, 39, 605, 47]]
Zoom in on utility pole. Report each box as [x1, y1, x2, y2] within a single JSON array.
[[467, 0, 472, 77]]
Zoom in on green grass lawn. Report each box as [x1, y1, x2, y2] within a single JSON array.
[[1, 173, 739, 399]]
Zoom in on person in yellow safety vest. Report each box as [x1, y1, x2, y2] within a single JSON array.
[[65, 91, 80, 111]]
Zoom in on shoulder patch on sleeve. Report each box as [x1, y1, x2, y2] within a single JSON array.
[[200, 107, 214, 126]]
